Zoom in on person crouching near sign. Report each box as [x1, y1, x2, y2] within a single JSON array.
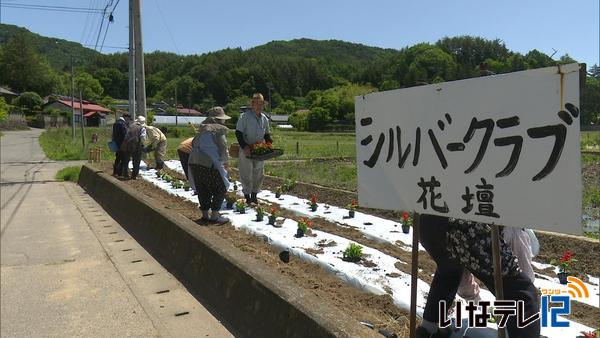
[[188, 107, 231, 224], [235, 93, 272, 205], [416, 214, 540, 338]]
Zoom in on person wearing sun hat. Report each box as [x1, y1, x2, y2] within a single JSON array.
[[235, 93, 273, 204], [120, 115, 147, 179], [143, 124, 168, 172], [188, 106, 232, 224]]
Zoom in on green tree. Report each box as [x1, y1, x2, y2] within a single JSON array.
[[306, 107, 331, 131], [0, 32, 59, 95], [402, 44, 457, 86], [11, 91, 43, 115], [436, 36, 510, 78], [524, 50, 555, 69], [589, 64, 600, 79], [277, 100, 296, 114], [582, 76, 600, 125], [75, 72, 104, 101], [0, 97, 11, 121], [288, 110, 309, 130]]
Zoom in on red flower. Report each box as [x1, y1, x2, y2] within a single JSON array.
[[402, 211, 410, 221], [560, 251, 573, 263], [310, 195, 317, 205]]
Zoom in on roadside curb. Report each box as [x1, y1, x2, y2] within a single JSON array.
[[78, 165, 378, 338]]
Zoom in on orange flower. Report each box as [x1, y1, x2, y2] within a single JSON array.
[[310, 195, 318, 206]]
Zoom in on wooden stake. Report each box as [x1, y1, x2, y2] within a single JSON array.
[[491, 224, 506, 338], [409, 212, 420, 337]]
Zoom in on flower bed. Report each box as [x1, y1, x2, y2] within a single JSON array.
[[151, 160, 598, 336]]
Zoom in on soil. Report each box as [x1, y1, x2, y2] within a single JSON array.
[[98, 163, 411, 336], [96, 162, 600, 331]]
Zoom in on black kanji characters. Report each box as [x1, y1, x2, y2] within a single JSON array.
[[417, 176, 449, 213]]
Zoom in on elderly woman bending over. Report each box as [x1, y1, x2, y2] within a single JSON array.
[[188, 107, 232, 224]]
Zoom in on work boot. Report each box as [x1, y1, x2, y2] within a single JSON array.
[[201, 210, 210, 221], [245, 194, 251, 205], [209, 210, 229, 225], [250, 193, 258, 204]]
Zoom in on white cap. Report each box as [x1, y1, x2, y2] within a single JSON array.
[[136, 116, 146, 124]]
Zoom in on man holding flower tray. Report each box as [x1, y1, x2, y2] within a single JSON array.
[[235, 93, 273, 204]]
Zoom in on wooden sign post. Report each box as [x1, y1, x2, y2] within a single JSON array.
[[409, 212, 420, 337]]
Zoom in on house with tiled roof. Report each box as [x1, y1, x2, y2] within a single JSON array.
[[43, 97, 112, 127]]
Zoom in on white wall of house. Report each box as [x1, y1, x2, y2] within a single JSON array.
[[153, 116, 206, 125]]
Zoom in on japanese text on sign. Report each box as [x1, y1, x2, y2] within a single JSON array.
[[355, 64, 582, 234]]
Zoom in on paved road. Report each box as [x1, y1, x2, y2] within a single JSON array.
[[1, 129, 234, 337]]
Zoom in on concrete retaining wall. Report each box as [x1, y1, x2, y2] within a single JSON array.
[[78, 165, 378, 338]]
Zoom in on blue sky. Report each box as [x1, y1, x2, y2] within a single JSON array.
[[2, 0, 599, 67]]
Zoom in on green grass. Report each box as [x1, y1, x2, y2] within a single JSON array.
[[40, 127, 356, 162], [265, 159, 357, 191], [40, 127, 114, 160], [56, 166, 82, 182], [581, 131, 600, 150]]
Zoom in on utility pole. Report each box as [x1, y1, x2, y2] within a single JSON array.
[[79, 90, 85, 147], [266, 81, 274, 114], [174, 86, 178, 126], [133, 0, 146, 117], [71, 56, 75, 140], [187, 93, 191, 116], [128, 0, 136, 120]]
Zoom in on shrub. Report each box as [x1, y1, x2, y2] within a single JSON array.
[[12, 92, 43, 115], [0, 114, 28, 130], [289, 110, 309, 131], [281, 178, 297, 191], [306, 107, 331, 131], [55, 166, 81, 182]]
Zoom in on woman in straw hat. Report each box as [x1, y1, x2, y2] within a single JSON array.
[[188, 107, 232, 224]]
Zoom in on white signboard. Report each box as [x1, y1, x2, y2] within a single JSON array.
[[356, 64, 582, 234]]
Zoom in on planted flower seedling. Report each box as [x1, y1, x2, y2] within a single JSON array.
[[342, 243, 363, 263]]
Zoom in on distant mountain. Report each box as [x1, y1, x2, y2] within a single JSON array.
[[0, 24, 99, 72], [251, 38, 396, 64]]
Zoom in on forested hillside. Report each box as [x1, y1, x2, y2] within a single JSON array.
[[1, 23, 598, 127]]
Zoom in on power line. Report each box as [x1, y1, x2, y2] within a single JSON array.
[[0, 3, 104, 13], [83, 44, 128, 50], [93, 0, 113, 50], [84, 0, 102, 46], [79, 0, 95, 44], [153, 0, 181, 54], [99, 0, 121, 52]]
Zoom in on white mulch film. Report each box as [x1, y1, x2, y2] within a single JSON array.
[[132, 160, 597, 337]]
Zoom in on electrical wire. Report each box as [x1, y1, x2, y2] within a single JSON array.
[[153, 0, 181, 54], [0, 3, 104, 13], [99, 0, 121, 52], [93, 0, 113, 50], [84, 0, 102, 46], [83, 44, 127, 50], [79, 0, 95, 44]]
